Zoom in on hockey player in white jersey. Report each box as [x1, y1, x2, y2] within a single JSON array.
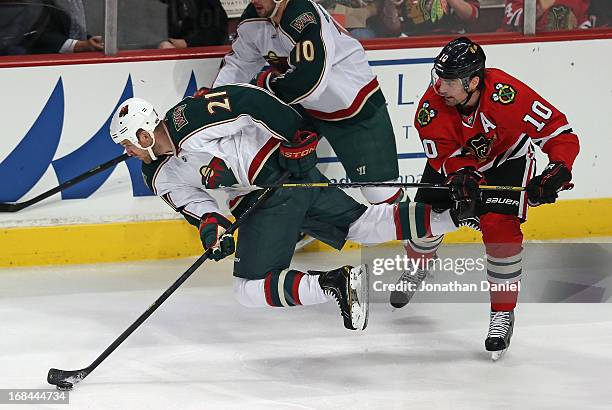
[[109, 84, 466, 331], [213, 0, 403, 206]]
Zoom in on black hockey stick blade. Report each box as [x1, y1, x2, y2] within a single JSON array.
[[0, 203, 22, 212], [0, 153, 129, 213], [47, 368, 89, 388]]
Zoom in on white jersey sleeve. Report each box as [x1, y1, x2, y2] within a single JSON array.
[[213, 24, 266, 87]]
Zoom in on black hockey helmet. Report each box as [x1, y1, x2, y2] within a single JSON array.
[[433, 37, 486, 90]]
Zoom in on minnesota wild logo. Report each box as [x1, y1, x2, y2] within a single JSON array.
[[416, 101, 437, 127], [264, 51, 289, 73], [200, 157, 238, 189], [491, 83, 517, 105]]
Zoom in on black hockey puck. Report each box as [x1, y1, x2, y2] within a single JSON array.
[[56, 381, 73, 391]]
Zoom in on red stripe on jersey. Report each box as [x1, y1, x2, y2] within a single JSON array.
[[291, 272, 304, 306], [305, 78, 379, 121], [264, 272, 274, 306], [522, 157, 535, 218], [248, 137, 281, 183], [228, 195, 245, 212], [393, 204, 402, 240], [371, 188, 403, 205]]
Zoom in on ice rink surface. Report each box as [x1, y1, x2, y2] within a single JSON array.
[[1, 248, 612, 410]]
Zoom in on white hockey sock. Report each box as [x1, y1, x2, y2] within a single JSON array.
[[233, 271, 331, 308]]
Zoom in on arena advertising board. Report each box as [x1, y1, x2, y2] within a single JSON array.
[[1, 39, 609, 228]]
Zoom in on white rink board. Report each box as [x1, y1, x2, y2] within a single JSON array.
[[1, 38, 610, 228]]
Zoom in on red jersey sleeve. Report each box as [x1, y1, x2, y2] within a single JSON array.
[[504, 75, 580, 169]]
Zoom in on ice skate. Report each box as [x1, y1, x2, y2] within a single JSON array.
[[389, 266, 428, 309], [316, 265, 369, 330], [485, 310, 515, 361]]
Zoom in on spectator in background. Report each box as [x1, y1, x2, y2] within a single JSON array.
[[316, 0, 381, 39], [0, 0, 45, 55], [0, 0, 102, 55], [158, 0, 228, 48], [588, 0, 610, 27], [377, 0, 480, 37], [31, 0, 103, 53], [498, 0, 592, 32]]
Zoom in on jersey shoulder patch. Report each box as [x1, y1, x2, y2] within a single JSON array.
[[290, 11, 317, 33], [170, 103, 189, 131], [416, 101, 438, 128], [490, 82, 517, 105], [280, 0, 321, 40]]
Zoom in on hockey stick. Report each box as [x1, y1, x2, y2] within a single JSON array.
[[0, 153, 130, 213], [257, 181, 526, 191], [47, 172, 289, 391], [257, 182, 575, 193]]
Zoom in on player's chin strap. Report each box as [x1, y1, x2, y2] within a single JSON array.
[[146, 142, 157, 161], [457, 75, 484, 113], [136, 134, 157, 161], [269, 0, 285, 20], [457, 88, 480, 115]]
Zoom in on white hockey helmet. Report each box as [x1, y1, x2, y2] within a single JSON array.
[[110, 97, 161, 160]]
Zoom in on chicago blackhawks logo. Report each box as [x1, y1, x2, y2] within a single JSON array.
[[466, 133, 497, 162], [416, 101, 437, 127], [491, 83, 517, 105]]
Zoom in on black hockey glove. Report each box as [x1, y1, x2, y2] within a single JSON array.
[[199, 212, 235, 261], [445, 167, 485, 219], [526, 161, 572, 206], [278, 130, 319, 177]]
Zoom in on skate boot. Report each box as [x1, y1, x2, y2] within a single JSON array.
[[315, 265, 369, 330], [389, 266, 428, 309], [485, 310, 515, 361]]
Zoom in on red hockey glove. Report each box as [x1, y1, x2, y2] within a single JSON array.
[[250, 66, 278, 93], [199, 213, 235, 261], [193, 86, 212, 98], [278, 130, 319, 177]]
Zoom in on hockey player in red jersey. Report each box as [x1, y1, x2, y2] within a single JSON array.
[[390, 37, 579, 359]]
